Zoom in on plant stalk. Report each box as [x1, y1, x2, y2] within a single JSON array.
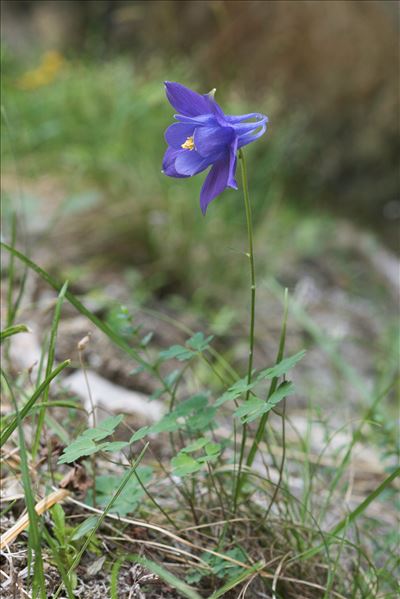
[[233, 148, 256, 512]]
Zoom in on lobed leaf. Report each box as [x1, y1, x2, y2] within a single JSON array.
[[234, 381, 295, 423], [256, 350, 306, 380], [159, 345, 195, 362], [171, 454, 202, 477], [186, 332, 213, 352]]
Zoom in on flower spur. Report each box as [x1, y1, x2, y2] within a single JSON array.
[[162, 82, 268, 214]]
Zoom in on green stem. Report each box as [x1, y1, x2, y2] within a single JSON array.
[[246, 288, 289, 468], [233, 149, 256, 512]]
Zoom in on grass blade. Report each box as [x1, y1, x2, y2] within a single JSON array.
[[0, 323, 29, 343], [32, 281, 68, 457], [2, 372, 47, 598], [1, 359, 70, 447]]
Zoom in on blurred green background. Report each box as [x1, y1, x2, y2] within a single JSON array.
[[1, 0, 398, 306]]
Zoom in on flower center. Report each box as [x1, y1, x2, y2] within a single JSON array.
[[181, 136, 195, 151]]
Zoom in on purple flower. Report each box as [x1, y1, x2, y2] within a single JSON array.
[[162, 82, 268, 215]]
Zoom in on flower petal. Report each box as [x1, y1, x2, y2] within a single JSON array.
[[164, 82, 212, 117], [165, 123, 196, 149], [174, 113, 218, 126], [175, 150, 212, 176], [228, 137, 238, 189], [238, 119, 268, 148], [194, 125, 235, 159], [162, 147, 190, 178], [205, 92, 226, 122], [224, 112, 267, 124], [200, 153, 233, 215]]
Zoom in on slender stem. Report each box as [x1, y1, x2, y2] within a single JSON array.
[[233, 148, 256, 512], [262, 396, 287, 523], [246, 288, 289, 468]]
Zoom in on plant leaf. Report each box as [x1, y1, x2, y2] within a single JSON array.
[[181, 438, 209, 453], [215, 377, 256, 407], [171, 454, 202, 477], [159, 345, 195, 362], [234, 382, 295, 423], [256, 350, 306, 380], [186, 332, 213, 352], [71, 516, 99, 541]]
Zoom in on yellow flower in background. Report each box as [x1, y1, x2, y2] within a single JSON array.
[[17, 51, 66, 90]]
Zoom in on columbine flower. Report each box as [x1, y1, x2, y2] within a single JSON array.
[[162, 82, 268, 214]]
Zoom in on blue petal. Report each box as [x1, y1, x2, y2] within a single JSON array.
[[205, 93, 226, 121], [237, 119, 268, 148], [175, 150, 212, 176], [174, 113, 218, 127], [194, 125, 235, 159], [165, 123, 196, 149], [164, 82, 212, 117], [200, 152, 234, 215], [162, 147, 190, 178], [224, 112, 268, 124], [228, 137, 238, 189]]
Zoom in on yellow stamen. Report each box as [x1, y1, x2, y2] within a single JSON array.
[[181, 136, 195, 151]]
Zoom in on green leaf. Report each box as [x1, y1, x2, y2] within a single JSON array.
[[106, 305, 136, 339], [171, 454, 202, 477], [150, 414, 181, 434], [205, 442, 221, 456], [234, 398, 267, 423], [186, 332, 213, 352], [174, 394, 209, 416], [101, 441, 129, 452], [181, 440, 221, 464], [58, 415, 125, 463], [264, 380, 295, 408], [71, 516, 99, 541], [215, 377, 256, 407], [159, 345, 195, 362], [58, 438, 99, 464], [163, 369, 181, 389], [199, 546, 248, 582], [129, 395, 211, 442], [186, 406, 216, 431], [129, 426, 150, 443], [257, 350, 306, 380], [181, 438, 208, 453], [81, 415, 123, 441], [88, 467, 153, 516], [234, 381, 295, 423]]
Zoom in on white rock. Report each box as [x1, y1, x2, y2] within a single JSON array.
[[63, 370, 164, 423], [7, 325, 42, 377]]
